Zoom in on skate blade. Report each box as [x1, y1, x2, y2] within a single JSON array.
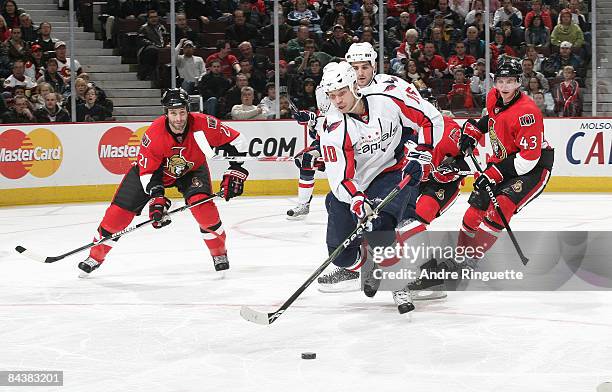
[[286, 214, 308, 221], [317, 280, 360, 293], [78, 271, 93, 279], [413, 290, 447, 301]]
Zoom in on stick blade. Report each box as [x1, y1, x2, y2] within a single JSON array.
[[240, 306, 273, 325], [15, 246, 48, 263]]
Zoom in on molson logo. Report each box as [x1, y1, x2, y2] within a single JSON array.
[[0, 128, 63, 179], [98, 126, 148, 174]]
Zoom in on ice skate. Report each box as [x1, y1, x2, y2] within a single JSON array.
[[286, 203, 310, 220], [212, 254, 229, 271], [317, 267, 360, 292], [78, 257, 101, 278], [392, 288, 415, 314]]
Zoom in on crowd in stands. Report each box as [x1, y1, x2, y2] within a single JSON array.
[[103, 0, 589, 119], [0, 2, 114, 124]]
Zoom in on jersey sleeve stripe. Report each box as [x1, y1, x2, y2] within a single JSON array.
[[390, 97, 434, 148], [340, 126, 358, 197]]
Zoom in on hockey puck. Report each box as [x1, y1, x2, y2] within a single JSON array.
[[301, 352, 316, 360]]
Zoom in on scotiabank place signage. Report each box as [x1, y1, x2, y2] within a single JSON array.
[[0, 128, 63, 179]]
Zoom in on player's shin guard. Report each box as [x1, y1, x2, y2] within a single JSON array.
[[188, 194, 227, 257], [297, 168, 315, 205], [475, 195, 517, 254], [89, 204, 136, 263], [457, 206, 486, 250]]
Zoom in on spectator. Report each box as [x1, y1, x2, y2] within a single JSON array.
[[402, 58, 428, 89], [261, 12, 294, 48], [18, 13, 36, 43], [24, 43, 44, 80], [421, 41, 448, 78], [464, 0, 484, 26], [238, 58, 266, 94], [499, 20, 524, 47], [396, 28, 421, 61], [3, 59, 36, 94], [449, 0, 470, 19], [303, 58, 323, 85], [224, 73, 250, 117], [541, 40, 585, 78], [560, 0, 589, 33], [294, 39, 332, 74], [2, 0, 22, 29], [287, 0, 322, 36], [532, 91, 556, 116], [5, 26, 30, 61], [238, 41, 271, 75], [231, 86, 267, 119], [286, 25, 310, 62], [524, 44, 544, 72], [551, 8, 584, 50], [136, 9, 166, 81], [520, 57, 549, 91], [293, 77, 317, 111], [464, 25, 485, 59], [493, 0, 522, 28], [387, 0, 412, 20], [388, 12, 416, 50], [492, 28, 517, 57], [184, 0, 227, 25], [447, 41, 476, 73], [0, 16, 10, 42], [269, 59, 298, 97], [2, 95, 34, 123], [429, 26, 452, 59], [37, 57, 65, 94], [76, 87, 111, 122], [63, 77, 87, 112], [176, 39, 206, 94], [447, 66, 474, 109], [206, 40, 240, 80], [103, 0, 137, 46], [197, 59, 231, 117], [427, 11, 461, 45], [34, 92, 70, 122], [429, 0, 462, 30], [175, 13, 199, 45], [225, 10, 260, 47], [333, 13, 354, 37], [54, 41, 83, 81], [525, 15, 550, 47], [35, 22, 58, 56], [79, 73, 113, 113], [237, 0, 267, 28], [29, 81, 53, 110], [524, 0, 553, 31], [322, 0, 352, 32], [278, 95, 292, 119], [524, 76, 554, 110], [258, 82, 277, 118], [359, 27, 378, 50], [553, 65, 582, 117], [321, 24, 351, 58], [470, 58, 492, 107], [353, 0, 380, 31]]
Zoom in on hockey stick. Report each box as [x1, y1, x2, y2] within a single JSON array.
[[466, 149, 529, 265], [15, 191, 224, 264], [240, 174, 413, 325]]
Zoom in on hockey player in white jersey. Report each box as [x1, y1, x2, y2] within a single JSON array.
[[315, 61, 435, 313]]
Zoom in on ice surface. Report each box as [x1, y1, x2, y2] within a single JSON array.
[[1, 193, 612, 392]]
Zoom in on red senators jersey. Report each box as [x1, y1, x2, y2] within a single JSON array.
[[137, 112, 240, 192], [432, 116, 462, 167], [485, 88, 550, 174]]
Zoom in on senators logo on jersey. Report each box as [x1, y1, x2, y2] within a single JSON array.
[[488, 118, 508, 160], [165, 147, 194, 178]]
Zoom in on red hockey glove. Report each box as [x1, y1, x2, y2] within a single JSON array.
[[294, 146, 325, 171], [473, 164, 503, 192], [459, 119, 483, 155], [221, 163, 249, 201], [434, 155, 472, 183], [149, 196, 172, 229], [350, 192, 373, 221]]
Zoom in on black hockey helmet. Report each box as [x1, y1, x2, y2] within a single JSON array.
[[161, 88, 189, 112], [495, 55, 522, 80]]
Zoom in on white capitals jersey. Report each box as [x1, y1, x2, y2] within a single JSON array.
[[320, 92, 436, 204]]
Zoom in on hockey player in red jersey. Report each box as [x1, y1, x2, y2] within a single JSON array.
[[455, 57, 554, 267], [78, 88, 249, 277]]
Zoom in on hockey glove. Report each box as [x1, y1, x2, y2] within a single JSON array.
[[294, 146, 325, 171], [459, 119, 483, 155], [473, 164, 503, 192], [149, 196, 172, 229], [434, 155, 472, 182], [403, 142, 433, 186], [350, 192, 374, 221], [292, 110, 316, 126], [221, 163, 249, 201]]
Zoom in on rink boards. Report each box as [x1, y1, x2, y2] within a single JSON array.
[[0, 118, 611, 206]]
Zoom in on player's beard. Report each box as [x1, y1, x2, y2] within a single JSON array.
[[169, 119, 187, 134]]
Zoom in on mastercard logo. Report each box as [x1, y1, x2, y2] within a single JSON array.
[[0, 128, 63, 179], [98, 126, 148, 175]]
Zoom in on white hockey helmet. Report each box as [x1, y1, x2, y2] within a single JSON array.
[[315, 84, 332, 114], [320, 61, 360, 99], [345, 42, 378, 68]]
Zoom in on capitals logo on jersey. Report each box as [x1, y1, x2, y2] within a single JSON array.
[[488, 118, 507, 160], [165, 147, 194, 178], [325, 120, 342, 133]]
